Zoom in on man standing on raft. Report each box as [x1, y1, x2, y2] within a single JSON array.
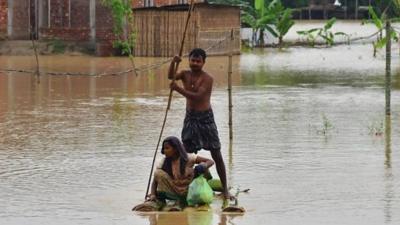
[[168, 48, 232, 202]]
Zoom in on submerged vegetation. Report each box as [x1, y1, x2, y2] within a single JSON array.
[[319, 113, 334, 136], [297, 18, 350, 47], [212, 0, 400, 49]]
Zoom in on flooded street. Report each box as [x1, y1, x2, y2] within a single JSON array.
[[1, 23, 400, 224]]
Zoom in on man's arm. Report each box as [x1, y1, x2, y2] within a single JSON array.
[[194, 155, 214, 177], [168, 56, 184, 80], [170, 77, 212, 101], [195, 155, 214, 169]]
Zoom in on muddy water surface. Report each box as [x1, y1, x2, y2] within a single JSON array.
[[1, 39, 400, 224]]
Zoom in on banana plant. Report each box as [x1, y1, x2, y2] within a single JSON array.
[[242, 0, 294, 47], [394, 0, 400, 15], [297, 18, 349, 47], [263, 0, 294, 46], [296, 28, 320, 47], [275, 8, 295, 45], [242, 0, 275, 46], [363, 6, 398, 57]]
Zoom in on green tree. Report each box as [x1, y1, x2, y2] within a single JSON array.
[[101, 0, 136, 55]]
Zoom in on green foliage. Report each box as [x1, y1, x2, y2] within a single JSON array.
[[49, 39, 66, 54], [101, 0, 136, 56], [242, 0, 294, 46], [319, 18, 338, 46], [275, 8, 295, 44], [365, 6, 384, 29], [102, 0, 131, 33], [210, 0, 400, 17], [296, 28, 319, 46], [242, 4, 273, 46], [317, 113, 333, 136], [297, 18, 349, 46], [394, 0, 400, 16], [363, 6, 398, 57], [264, 0, 295, 45], [255, 0, 264, 12], [322, 114, 333, 135]]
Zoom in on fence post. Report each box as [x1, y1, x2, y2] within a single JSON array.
[[385, 21, 391, 116], [228, 29, 234, 141]]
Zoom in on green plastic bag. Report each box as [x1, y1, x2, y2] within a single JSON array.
[[187, 175, 214, 206]]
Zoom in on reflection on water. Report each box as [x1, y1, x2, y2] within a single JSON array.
[[1, 41, 400, 225], [145, 211, 212, 225], [384, 115, 393, 224], [137, 211, 241, 225], [385, 116, 392, 169]]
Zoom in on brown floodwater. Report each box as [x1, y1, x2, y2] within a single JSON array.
[[1, 31, 400, 224]]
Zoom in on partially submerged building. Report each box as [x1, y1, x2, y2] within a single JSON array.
[[0, 0, 240, 56], [0, 0, 112, 45]]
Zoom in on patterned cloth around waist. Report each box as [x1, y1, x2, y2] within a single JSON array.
[[182, 108, 221, 153], [184, 109, 216, 123]]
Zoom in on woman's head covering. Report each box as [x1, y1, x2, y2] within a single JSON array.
[[161, 136, 189, 177]]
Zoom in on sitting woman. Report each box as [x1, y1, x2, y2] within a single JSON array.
[[148, 136, 214, 210]]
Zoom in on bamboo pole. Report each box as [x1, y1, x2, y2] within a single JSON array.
[[31, 37, 40, 83], [385, 21, 391, 116], [124, 0, 138, 76], [144, 0, 195, 200], [30, 0, 40, 84], [228, 29, 234, 141]]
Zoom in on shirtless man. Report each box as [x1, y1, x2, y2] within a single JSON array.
[[168, 48, 231, 201]]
